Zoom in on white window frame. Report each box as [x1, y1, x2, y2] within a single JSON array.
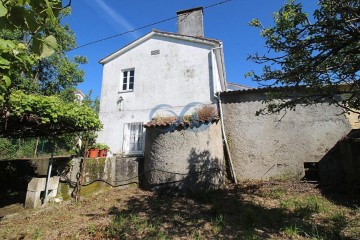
[[120, 69, 135, 92], [122, 122, 145, 155]]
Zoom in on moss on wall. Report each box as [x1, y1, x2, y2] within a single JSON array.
[[80, 182, 109, 197], [84, 158, 107, 180], [59, 183, 70, 201]]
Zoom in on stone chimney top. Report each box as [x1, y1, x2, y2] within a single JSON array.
[[177, 7, 204, 37]]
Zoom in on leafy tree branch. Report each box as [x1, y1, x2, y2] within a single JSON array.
[[247, 0, 359, 115]]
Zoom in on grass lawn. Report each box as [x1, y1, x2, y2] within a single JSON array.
[[0, 181, 359, 239]]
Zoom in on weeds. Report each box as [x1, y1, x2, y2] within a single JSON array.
[[281, 224, 301, 238], [34, 228, 42, 240], [1, 181, 359, 240], [212, 214, 225, 233], [242, 230, 263, 240], [262, 187, 286, 199], [106, 213, 164, 239], [280, 195, 325, 218], [191, 230, 205, 240], [303, 224, 325, 240], [88, 224, 96, 236], [243, 207, 256, 229]]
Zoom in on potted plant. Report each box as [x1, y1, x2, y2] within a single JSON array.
[[97, 143, 110, 157], [88, 144, 99, 158]]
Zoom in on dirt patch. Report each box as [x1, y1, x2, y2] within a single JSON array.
[[0, 181, 359, 239]]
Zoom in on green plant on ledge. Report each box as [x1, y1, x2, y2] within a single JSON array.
[[94, 143, 110, 150]]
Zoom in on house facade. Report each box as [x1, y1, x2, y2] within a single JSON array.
[[97, 7, 227, 155]]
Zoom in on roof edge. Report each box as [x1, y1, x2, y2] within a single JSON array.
[[177, 6, 203, 15], [99, 30, 221, 65]]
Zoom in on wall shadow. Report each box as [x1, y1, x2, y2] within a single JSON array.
[[316, 129, 360, 209], [102, 184, 353, 239], [145, 148, 224, 195], [0, 157, 72, 209], [0, 160, 35, 208]]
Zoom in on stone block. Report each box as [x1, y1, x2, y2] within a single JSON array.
[[25, 191, 41, 209], [27, 176, 60, 192], [48, 189, 57, 198], [25, 176, 61, 208], [27, 178, 46, 191], [48, 176, 60, 190]]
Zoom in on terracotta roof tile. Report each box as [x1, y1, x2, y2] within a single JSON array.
[[144, 114, 220, 128]]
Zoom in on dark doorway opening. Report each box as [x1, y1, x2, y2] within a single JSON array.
[[303, 162, 319, 182]]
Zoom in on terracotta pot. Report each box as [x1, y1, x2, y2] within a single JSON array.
[[88, 148, 99, 158], [98, 149, 108, 157]]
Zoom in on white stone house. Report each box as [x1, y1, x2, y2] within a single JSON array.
[[97, 7, 228, 155]]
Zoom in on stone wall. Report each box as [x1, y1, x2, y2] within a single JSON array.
[[59, 156, 141, 199], [144, 121, 225, 193], [221, 90, 353, 180], [0, 156, 141, 206]]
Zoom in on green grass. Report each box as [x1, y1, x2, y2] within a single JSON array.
[[281, 224, 301, 238], [262, 187, 287, 199]]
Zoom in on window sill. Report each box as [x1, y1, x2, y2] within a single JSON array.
[[118, 90, 134, 93], [123, 153, 144, 158]]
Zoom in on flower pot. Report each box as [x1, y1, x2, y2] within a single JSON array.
[[88, 148, 99, 158], [98, 149, 108, 158]]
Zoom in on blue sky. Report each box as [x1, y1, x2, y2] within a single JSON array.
[[65, 0, 318, 98]]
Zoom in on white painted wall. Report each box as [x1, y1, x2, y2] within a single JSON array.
[[97, 35, 223, 154]]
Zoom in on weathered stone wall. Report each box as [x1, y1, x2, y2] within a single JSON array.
[[59, 156, 141, 199], [221, 91, 353, 180], [0, 155, 141, 204], [144, 122, 225, 193]]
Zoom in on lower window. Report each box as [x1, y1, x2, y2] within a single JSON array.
[[123, 122, 145, 155]]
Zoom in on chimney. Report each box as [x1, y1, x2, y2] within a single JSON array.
[[177, 7, 204, 37]]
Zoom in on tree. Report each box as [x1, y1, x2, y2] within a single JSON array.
[[31, 7, 87, 98], [247, 0, 359, 115], [0, 0, 60, 94], [0, 0, 102, 138], [0, 2, 86, 99]]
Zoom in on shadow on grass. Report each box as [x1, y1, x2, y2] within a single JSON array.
[[318, 184, 360, 211], [103, 186, 354, 239], [0, 192, 25, 209]]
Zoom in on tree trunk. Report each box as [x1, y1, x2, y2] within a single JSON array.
[[75, 139, 88, 202]]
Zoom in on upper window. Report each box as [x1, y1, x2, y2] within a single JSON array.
[[121, 69, 135, 91]]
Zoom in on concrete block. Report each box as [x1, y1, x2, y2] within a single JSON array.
[[27, 178, 46, 191], [27, 176, 60, 192], [25, 191, 41, 209], [48, 189, 57, 198], [25, 176, 61, 208], [48, 176, 60, 190]]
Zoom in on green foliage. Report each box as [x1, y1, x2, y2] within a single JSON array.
[[94, 143, 110, 150], [248, 0, 360, 114], [0, 136, 73, 159], [32, 8, 88, 96], [0, 1, 101, 139], [0, 0, 61, 93], [1, 91, 102, 137]]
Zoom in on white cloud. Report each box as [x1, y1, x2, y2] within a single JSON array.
[[93, 0, 140, 39]]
